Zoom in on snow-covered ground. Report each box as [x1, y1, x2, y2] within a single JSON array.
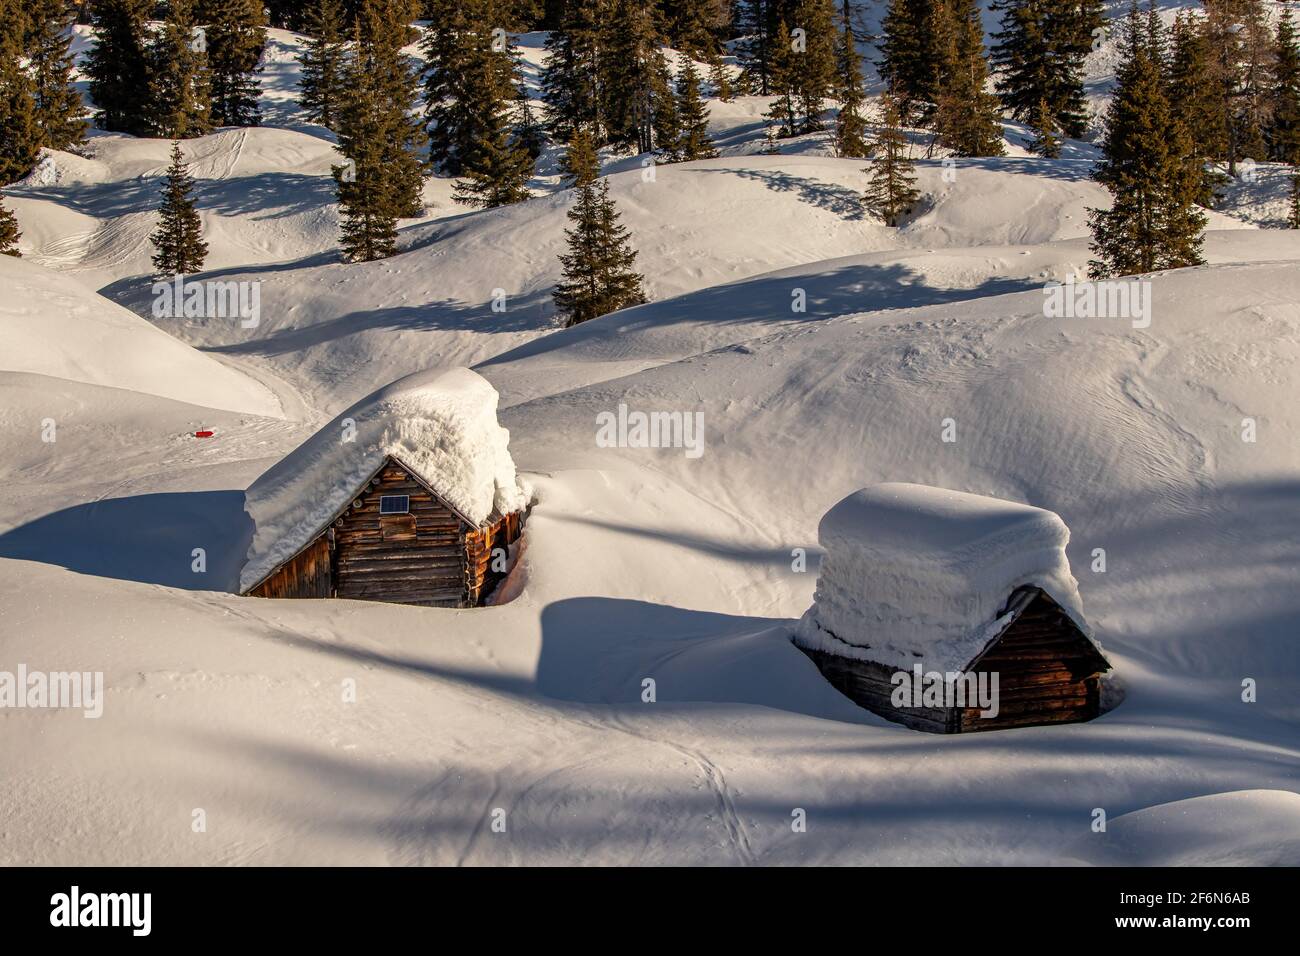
[[1, 8, 1297, 866]]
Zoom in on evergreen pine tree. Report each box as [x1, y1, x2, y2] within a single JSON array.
[[832, 0, 869, 157], [298, 0, 349, 130], [150, 0, 213, 139], [425, 0, 532, 183], [559, 124, 599, 187], [541, 0, 604, 142], [672, 61, 717, 161], [25, 0, 88, 151], [879, 0, 941, 124], [652, 58, 682, 161], [1289, 166, 1300, 228], [0, 0, 40, 184], [553, 176, 646, 326], [1169, 10, 1227, 203], [516, 89, 546, 160], [354, 0, 424, 217], [150, 142, 209, 276], [736, 0, 775, 95], [1202, 0, 1273, 175], [0, 193, 20, 256], [990, 0, 1103, 140], [765, 19, 799, 137], [1088, 3, 1206, 277], [1269, 8, 1300, 164], [863, 94, 920, 225], [333, 0, 425, 260], [602, 0, 673, 154], [1028, 95, 1061, 157], [934, 0, 1005, 157], [85, 0, 153, 136], [203, 0, 267, 127], [789, 0, 837, 133]]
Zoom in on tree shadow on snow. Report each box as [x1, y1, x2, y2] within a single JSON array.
[[0, 490, 251, 592]]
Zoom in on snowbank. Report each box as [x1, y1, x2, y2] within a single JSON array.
[[241, 368, 529, 593], [0, 255, 281, 416], [1075, 790, 1300, 866], [794, 483, 1088, 672]]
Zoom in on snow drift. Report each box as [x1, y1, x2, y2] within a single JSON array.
[[791, 483, 1089, 672], [240, 367, 529, 593], [0, 255, 281, 416]]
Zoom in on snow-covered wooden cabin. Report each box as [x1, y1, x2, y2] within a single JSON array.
[[794, 484, 1110, 733], [239, 368, 529, 608]]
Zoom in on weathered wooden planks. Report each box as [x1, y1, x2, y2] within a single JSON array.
[[247, 456, 527, 608], [800, 587, 1110, 734]]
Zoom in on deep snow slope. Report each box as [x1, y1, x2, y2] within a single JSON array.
[[2, 259, 1297, 866], [95, 154, 1258, 415], [2, 10, 1297, 868], [0, 255, 282, 416]]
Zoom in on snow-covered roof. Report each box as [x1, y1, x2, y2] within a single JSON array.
[[794, 483, 1091, 673], [240, 368, 529, 593]]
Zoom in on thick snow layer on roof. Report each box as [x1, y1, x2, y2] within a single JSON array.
[[794, 483, 1088, 672], [240, 368, 529, 592]]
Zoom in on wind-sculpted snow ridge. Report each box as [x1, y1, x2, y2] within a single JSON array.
[[0, 255, 281, 417]]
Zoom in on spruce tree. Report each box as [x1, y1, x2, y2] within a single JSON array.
[[1170, 11, 1228, 170], [559, 125, 599, 187], [151, 143, 209, 276], [673, 61, 717, 161], [1088, 3, 1205, 277], [863, 94, 920, 226], [832, 0, 869, 157], [1028, 95, 1061, 157], [0, 0, 40, 184], [452, 105, 534, 208], [85, 0, 152, 136], [879, 0, 941, 124], [934, 0, 1005, 157], [203, 0, 267, 127], [1269, 9, 1300, 165], [1289, 166, 1300, 228], [990, 0, 1103, 140], [333, 1, 425, 260], [25, 0, 88, 151], [1202, 0, 1273, 175], [789, 0, 837, 133], [541, 0, 604, 142], [0, 193, 20, 256], [765, 19, 799, 137], [736, 0, 775, 95], [553, 177, 646, 326], [350, 0, 424, 218], [298, 0, 349, 130], [602, 0, 673, 154], [150, 0, 213, 139], [425, 0, 531, 182]]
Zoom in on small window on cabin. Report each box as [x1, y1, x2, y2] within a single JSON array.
[[379, 495, 410, 515]]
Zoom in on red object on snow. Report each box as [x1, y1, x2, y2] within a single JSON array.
[[195, 430, 214, 438]]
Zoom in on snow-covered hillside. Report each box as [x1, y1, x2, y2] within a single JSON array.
[[2, 8, 1297, 867]]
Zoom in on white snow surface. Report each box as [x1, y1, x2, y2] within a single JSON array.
[[0, 255, 281, 416], [793, 483, 1088, 672], [2, 10, 1298, 867], [240, 368, 528, 592]]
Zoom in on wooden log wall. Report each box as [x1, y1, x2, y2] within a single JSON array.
[[250, 534, 332, 599], [333, 462, 469, 607], [959, 593, 1104, 732], [465, 510, 525, 607], [799, 590, 1107, 734]]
